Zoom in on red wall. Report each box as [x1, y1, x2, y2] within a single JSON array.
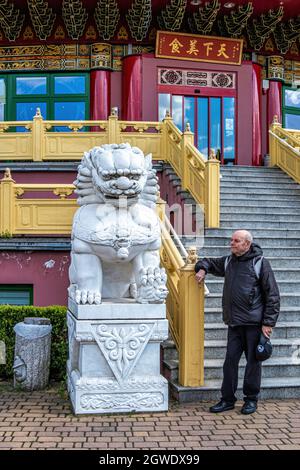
[[0, 251, 70, 306], [141, 54, 254, 166], [111, 71, 122, 117]]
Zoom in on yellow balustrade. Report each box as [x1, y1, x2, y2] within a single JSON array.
[[0, 169, 76, 236], [0, 109, 219, 227], [157, 198, 204, 386], [269, 116, 300, 183]]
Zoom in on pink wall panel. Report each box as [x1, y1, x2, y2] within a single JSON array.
[[141, 54, 254, 165], [0, 251, 70, 306]]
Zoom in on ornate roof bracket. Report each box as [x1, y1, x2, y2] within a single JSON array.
[[62, 0, 88, 40], [27, 0, 56, 40], [221, 2, 254, 38], [188, 0, 220, 35], [126, 0, 152, 41], [274, 18, 300, 54], [95, 0, 120, 41], [158, 0, 186, 32], [0, 0, 25, 41], [247, 6, 284, 51]]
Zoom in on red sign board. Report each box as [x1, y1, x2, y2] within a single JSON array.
[[155, 31, 243, 66]]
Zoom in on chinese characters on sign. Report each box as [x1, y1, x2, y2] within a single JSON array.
[[155, 31, 243, 66]]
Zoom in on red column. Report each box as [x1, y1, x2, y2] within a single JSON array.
[[122, 55, 142, 120], [90, 70, 111, 120], [252, 64, 262, 166], [268, 80, 282, 127]]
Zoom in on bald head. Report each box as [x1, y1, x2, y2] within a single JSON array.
[[230, 230, 253, 256]]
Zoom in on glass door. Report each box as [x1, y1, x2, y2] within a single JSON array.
[[159, 93, 236, 164]]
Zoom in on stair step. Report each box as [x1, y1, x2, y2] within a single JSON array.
[[220, 215, 300, 224], [204, 338, 300, 359], [206, 228, 300, 238], [205, 279, 300, 294], [205, 321, 300, 340], [204, 292, 300, 308], [204, 236, 300, 247], [204, 306, 300, 323], [170, 377, 300, 402], [221, 187, 300, 195], [221, 180, 299, 187], [200, 246, 300, 257], [204, 357, 300, 380], [221, 206, 300, 214]]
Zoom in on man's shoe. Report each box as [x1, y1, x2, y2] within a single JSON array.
[[209, 400, 235, 413], [241, 401, 257, 415]]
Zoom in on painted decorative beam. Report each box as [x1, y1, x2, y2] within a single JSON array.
[[95, 0, 120, 41], [158, 0, 186, 32], [247, 6, 284, 51], [220, 2, 254, 38], [0, 0, 24, 41], [126, 0, 152, 41], [274, 18, 300, 54], [188, 0, 220, 36], [27, 0, 56, 40], [62, 0, 88, 40]]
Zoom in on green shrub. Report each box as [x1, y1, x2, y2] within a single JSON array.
[[0, 305, 67, 380]]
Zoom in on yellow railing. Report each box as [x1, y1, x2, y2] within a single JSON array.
[[269, 116, 300, 183], [158, 199, 204, 387], [0, 169, 76, 235], [0, 109, 220, 228]]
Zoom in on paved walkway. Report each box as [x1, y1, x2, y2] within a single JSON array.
[[0, 383, 300, 450]]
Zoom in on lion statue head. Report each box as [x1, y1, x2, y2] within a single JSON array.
[[74, 143, 157, 207]]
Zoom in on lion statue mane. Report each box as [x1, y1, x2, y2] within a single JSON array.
[[68, 143, 168, 304]]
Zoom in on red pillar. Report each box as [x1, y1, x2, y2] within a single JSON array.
[[252, 64, 262, 166], [122, 55, 142, 120], [90, 70, 111, 120], [268, 80, 282, 127]]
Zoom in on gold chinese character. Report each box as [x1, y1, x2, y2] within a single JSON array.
[[217, 43, 230, 59], [187, 40, 199, 55], [169, 38, 184, 54], [203, 42, 214, 56]]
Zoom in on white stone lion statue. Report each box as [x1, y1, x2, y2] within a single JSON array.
[[68, 143, 168, 304]]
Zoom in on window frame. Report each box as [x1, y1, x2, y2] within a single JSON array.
[[0, 72, 90, 122], [282, 85, 300, 129], [0, 284, 33, 305]]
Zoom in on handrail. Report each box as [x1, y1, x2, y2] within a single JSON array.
[[269, 116, 300, 183]]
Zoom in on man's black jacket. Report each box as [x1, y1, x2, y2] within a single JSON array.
[[195, 243, 280, 327]]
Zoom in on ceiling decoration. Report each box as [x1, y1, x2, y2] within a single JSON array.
[[220, 2, 253, 38], [127, 0, 152, 41], [62, 0, 88, 40], [0, 1, 299, 58], [94, 0, 120, 41], [274, 18, 300, 54], [27, 0, 56, 40], [0, 0, 24, 41], [247, 5, 284, 51], [188, 0, 220, 35], [158, 0, 186, 32]]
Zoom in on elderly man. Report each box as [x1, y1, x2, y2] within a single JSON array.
[[195, 230, 280, 414]]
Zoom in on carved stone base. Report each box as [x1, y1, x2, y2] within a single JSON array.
[[67, 301, 169, 414]]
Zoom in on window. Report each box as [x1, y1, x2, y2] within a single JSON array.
[[0, 73, 89, 130], [0, 285, 33, 305], [283, 86, 300, 129], [159, 92, 236, 163]]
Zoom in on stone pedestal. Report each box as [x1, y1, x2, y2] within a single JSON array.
[[67, 299, 169, 414]]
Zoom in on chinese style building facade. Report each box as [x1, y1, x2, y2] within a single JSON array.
[[0, 1, 299, 352]]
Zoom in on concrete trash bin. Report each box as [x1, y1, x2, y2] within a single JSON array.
[[13, 317, 52, 391]]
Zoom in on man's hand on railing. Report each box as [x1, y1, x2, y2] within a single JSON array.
[[195, 269, 206, 284]]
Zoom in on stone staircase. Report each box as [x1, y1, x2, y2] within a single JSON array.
[[163, 165, 300, 402]]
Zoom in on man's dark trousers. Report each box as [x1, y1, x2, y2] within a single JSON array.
[[221, 325, 262, 403]]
